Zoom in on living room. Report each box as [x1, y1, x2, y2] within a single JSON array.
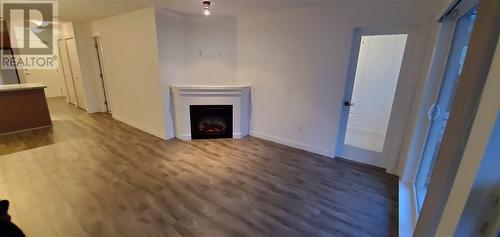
[[0, 0, 499, 236]]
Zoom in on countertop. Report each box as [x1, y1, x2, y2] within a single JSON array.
[[0, 83, 47, 92]]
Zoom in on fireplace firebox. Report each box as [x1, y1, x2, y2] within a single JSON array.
[[189, 105, 233, 139]]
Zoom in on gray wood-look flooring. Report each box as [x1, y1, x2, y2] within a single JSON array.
[[0, 97, 398, 237]]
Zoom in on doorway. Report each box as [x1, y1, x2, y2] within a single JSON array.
[[57, 38, 87, 110], [57, 39, 78, 105], [337, 29, 411, 168]]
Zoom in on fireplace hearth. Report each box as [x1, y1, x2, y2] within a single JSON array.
[[189, 105, 233, 139]]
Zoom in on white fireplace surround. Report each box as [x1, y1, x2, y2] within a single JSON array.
[[170, 85, 251, 140]]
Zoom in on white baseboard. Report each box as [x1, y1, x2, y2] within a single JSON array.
[[250, 130, 332, 158], [233, 132, 245, 139], [399, 182, 418, 237], [111, 114, 167, 140], [179, 134, 191, 140]]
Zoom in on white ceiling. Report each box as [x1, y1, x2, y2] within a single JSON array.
[[58, 0, 445, 21]]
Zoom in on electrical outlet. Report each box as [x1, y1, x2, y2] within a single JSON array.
[[299, 126, 304, 133]]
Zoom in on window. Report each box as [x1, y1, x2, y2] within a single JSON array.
[[414, 8, 477, 211]]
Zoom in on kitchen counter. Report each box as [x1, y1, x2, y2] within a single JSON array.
[[0, 83, 47, 92], [0, 83, 52, 134]]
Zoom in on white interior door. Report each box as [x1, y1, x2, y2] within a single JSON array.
[[65, 38, 87, 110], [336, 28, 413, 168], [58, 39, 78, 105]]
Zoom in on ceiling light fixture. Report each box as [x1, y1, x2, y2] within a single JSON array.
[[202, 1, 211, 16]]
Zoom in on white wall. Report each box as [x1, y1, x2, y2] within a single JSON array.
[[435, 39, 500, 237], [155, 9, 237, 138], [91, 8, 166, 139], [237, 2, 441, 159], [23, 69, 65, 97], [183, 15, 237, 84], [155, 10, 186, 138]]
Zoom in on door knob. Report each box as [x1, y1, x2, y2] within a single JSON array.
[[344, 101, 354, 107]]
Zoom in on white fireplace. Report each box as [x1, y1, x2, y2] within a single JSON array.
[[170, 85, 251, 140]]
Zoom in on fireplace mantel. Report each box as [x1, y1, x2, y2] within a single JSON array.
[[171, 84, 250, 90], [170, 85, 251, 140]]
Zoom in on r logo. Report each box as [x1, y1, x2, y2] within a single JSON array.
[[2, 2, 53, 54], [1, 1, 58, 69]]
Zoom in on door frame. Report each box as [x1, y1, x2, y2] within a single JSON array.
[[57, 38, 79, 106], [336, 25, 419, 171], [402, 0, 479, 185], [403, 0, 479, 200], [414, 0, 498, 234], [414, 5, 478, 211], [93, 35, 111, 112], [65, 37, 87, 110]]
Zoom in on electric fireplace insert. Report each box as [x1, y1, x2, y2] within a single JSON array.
[[189, 105, 233, 139]]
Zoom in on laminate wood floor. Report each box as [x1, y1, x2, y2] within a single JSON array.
[[0, 97, 398, 237]]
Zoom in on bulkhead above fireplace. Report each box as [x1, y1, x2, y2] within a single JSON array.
[[190, 105, 233, 139]]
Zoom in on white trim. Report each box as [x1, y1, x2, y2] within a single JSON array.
[[399, 182, 418, 237], [250, 130, 332, 158], [180, 132, 245, 141], [437, 0, 460, 22], [438, 0, 479, 22], [111, 114, 167, 140], [233, 132, 244, 139], [400, 21, 455, 184], [170, 85, 251, 141], [85, 107, 100, 113], [93, 35, 112, 113], [171, 84, 250, 91], [398, 3, 478, 236]]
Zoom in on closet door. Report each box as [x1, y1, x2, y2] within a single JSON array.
[[65, 38, 87, 110], [58, 39, 77, 105]]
